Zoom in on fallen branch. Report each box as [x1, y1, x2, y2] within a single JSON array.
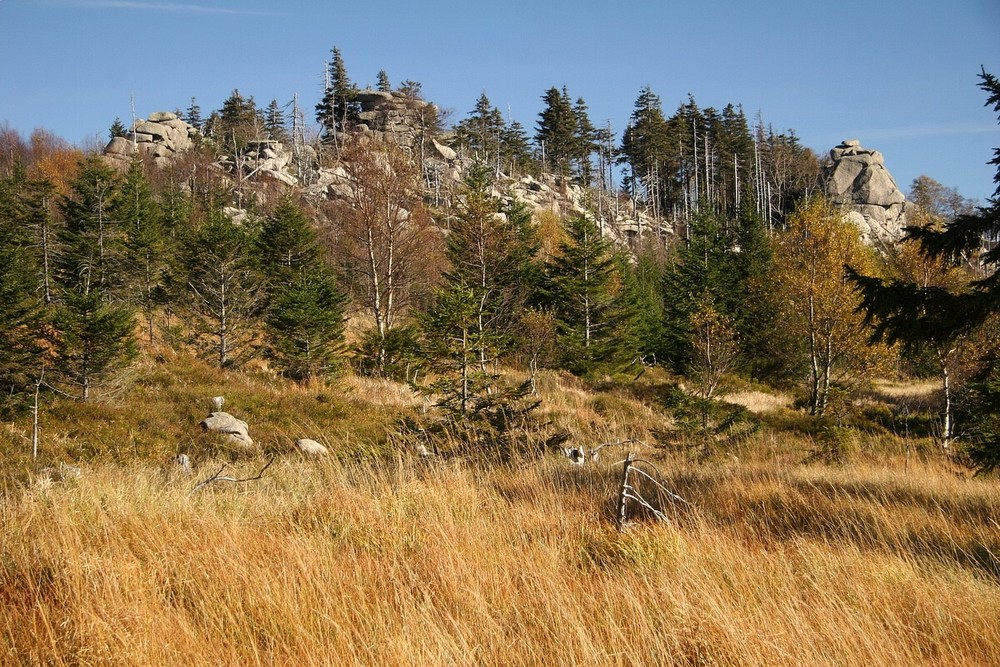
[[190, 457, 275, 494]]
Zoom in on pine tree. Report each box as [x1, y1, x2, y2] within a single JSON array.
[[376, 69, 391, 93]]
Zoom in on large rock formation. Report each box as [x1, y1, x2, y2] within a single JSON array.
[[823, 139, 907, 246], [104, 112, 200, 168], [352, 90, 439, 156]]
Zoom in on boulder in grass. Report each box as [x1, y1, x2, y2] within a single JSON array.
[[200, 411, 253, 448], [295, 438, 329, 456]]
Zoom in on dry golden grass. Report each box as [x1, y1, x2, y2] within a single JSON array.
[[2, 360, 999, 665], [2, 455, 999, 666], [720, 389, 793, 413]]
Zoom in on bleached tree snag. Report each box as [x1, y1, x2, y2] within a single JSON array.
[[189, 457, 274, 494]]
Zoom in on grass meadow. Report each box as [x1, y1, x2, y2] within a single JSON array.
[[1, 353, 999, 666]]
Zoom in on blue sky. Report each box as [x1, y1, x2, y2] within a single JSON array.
[[2, 0, 998, 201]]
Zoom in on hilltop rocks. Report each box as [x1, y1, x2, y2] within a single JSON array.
[[352, 90, 439, 155], [104, 112, 200, 167], [823, 139, 907, 246]]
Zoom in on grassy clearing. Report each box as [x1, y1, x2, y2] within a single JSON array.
[[1, 358, 998, 665]]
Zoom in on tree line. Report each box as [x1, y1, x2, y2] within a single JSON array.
[[0, 60, 997, 469]]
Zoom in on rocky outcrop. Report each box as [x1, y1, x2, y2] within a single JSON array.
[[823, 139, 907, 246], [104, 112, 200, 168], [352, 90, 439, 156]]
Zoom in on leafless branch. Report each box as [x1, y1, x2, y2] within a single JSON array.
[[190, 457, 274, 494]]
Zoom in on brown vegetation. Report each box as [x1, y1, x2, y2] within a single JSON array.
[[2, 354, 999, 666]]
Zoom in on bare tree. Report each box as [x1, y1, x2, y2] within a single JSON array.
[[333, 139, 441, 370]]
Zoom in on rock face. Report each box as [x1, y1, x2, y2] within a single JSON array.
[[104, 112, 200, 168], [823, 139, 907, 246]]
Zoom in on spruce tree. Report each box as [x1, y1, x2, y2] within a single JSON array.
[[184, 210, 262, 368], [315, 47, 358, 143], [263, 99, 288, 142], [455, 93, 506, 170], [851, 69, 1000, 464], [444, 163, 541, 365], [52, 156, 136, 400], [257, 197, 346, 381], [0, 167, 46, 411], [660, 209, 740, 371], [545, 214, 629, 376], [536, 86, 577, 176], [108, 118, 127, 140], [185, 97, 203, 130], [265, 268, 346, 382], [57, 156, 124, 297], [116, 157, 165, 344]]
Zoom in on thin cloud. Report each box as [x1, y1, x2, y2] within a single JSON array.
[[62, 1, 278, 16], [817, 123, 999, 146]]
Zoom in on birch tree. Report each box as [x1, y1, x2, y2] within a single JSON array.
[[770, 197, 890, 416]]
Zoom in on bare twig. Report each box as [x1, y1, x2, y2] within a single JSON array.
[[190, 457, 274, 494]]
